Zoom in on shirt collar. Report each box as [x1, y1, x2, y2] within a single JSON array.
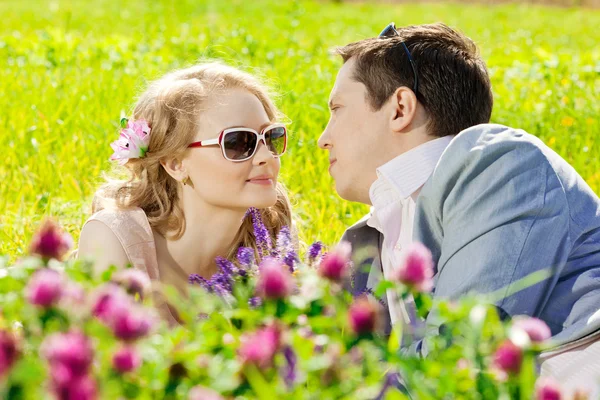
[[369, 135, 454, 208]]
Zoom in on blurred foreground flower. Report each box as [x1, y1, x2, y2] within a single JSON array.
[[112, 346, 141, 373], [318, 241, 351, 282], [91, 283, 153, 341], [348, 297, 379, 336], [30, 220, 73, 262], [188, 385, 224, 400], [256, 258, 294, 300], [0, 330, 19, 378], [511, 316, 551, 344], [493, 340, 523, 374], [25, 268, 64, 308], [42, 330, 97, 399], [112, 268, 151, 299], [394, 242, 434, 292], [239, 324, 281, 369], [535, 377, 562, 400]]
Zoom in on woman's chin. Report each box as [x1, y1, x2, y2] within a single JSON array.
[[245, 193, 278, 209]]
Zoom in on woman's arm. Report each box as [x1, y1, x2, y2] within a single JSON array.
[[77, 220, 131, 276]]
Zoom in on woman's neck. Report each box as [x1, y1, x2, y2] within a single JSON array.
[[158, 200, 247, 279]]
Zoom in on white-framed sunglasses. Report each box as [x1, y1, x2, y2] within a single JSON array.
[[188, 123, 287, 162]]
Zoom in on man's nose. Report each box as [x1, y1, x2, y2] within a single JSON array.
[[318, 125, 332, 150]]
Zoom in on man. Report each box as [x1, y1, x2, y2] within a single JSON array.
[[318, 22, 600, 395]]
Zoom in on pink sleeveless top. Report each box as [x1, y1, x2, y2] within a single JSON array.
[[83, 207, 179, 326]]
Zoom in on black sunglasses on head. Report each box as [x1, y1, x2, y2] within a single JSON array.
[[378, 22, 419, 95]]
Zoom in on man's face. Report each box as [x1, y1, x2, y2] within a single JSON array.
[[318, 59, 389, 204]]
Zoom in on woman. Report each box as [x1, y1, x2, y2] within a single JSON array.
[[78, 63, 293, 322]]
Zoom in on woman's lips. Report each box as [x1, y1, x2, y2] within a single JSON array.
[[246, 175, 274, 185]]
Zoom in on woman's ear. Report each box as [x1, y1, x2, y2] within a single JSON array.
[[389, 86, 418, 134], [160, 157, 187, 183]]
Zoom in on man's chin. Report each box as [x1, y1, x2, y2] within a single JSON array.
[[333, 180, 371, 205], [334, 181, 355, 202]]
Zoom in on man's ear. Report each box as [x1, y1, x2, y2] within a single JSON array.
[[389, 86, 418, 134], [160, 157, 187, 183]]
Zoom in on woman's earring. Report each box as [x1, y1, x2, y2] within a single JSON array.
[[183, 176, 193, 187]]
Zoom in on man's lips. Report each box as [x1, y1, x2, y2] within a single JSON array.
[[329, 159, 337, 171]]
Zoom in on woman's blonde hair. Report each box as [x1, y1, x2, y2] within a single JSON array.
[[93, 62, 293, 261]]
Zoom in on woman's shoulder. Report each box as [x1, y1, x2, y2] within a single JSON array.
[[78, 206, 157, 272], [86, 207, 149, 232], [84, 206, 153, 248]]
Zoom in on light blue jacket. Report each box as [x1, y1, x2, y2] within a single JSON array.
[[345, 124, 600, 345]]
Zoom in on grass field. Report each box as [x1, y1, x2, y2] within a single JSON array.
[[1, 0, 599, 258]]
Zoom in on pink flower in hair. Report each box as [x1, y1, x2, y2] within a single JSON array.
[[110, 119, 151, 165]]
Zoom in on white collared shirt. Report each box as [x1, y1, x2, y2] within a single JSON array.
[[367, 135, 454, 326]]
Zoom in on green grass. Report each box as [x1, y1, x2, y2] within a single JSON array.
[[1, 0, 599, 258]]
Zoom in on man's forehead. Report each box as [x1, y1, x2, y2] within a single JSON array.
[[335, 60, 356, 87], [330, 61, 363, 101]]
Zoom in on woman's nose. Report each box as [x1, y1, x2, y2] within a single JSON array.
[[252, 141, 272, 165]]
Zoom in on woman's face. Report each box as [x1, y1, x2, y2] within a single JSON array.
[[182, 88, 282, 212]]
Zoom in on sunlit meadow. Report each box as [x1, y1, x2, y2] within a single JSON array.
[[1, 0, 599, 258]]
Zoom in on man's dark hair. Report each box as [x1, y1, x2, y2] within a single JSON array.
[[334, 23, 493, 137]]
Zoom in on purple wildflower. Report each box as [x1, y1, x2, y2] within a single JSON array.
[[189, 273, 231, 297], [209, 273, 233, 297], [307, 242, 324, 263], [216, 257, 237, 277], [276, 226, 293, 254], [314, 343, 325, 354], [188, 274, 210, 289], [189, 257, 241, 297], [272, 225, 297, 271], [282, 346, 297, 388], [246, 208, 272, 256], [283, 251, 298, 273], [248, 297, 262, 308], [356, 287, 387, 307], [197, 313, 209, 321], [375, 372, 401, 400], [237, 247, 254, 268]]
